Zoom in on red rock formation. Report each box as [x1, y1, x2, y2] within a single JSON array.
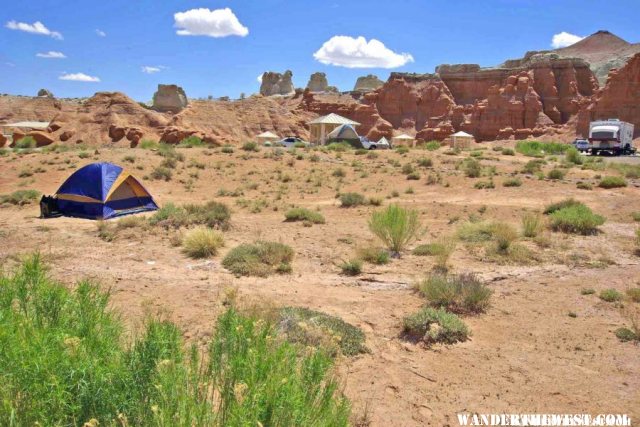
[[577, 53, 640, 138], [375, 76, 454, 130], [27, 131, 55, 147]]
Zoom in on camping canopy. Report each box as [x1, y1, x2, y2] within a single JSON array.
[[327, 124, 359, 140], [56, 162, 158, 219]]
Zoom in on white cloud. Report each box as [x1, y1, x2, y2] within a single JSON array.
[[96, 29, 106, 37], [313, 36, 413, 68], [551, 31, 584, 49], [174, 7, 248, 38], [257, 74, 263, 83], [141, 65, 164, 74], [5, 20, 62, 40], [36, 51, 66, 59], [59, 72, 100, 82]]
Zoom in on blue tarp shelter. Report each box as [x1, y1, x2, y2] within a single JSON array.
[[55, 162, 158, 219]]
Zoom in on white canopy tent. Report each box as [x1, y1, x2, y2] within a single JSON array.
[[256, 131, 280, 144], [392, 133, 415, 147], [451, 131, 475, 148]]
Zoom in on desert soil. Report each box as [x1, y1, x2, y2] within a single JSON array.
[[0, 144, 638, 426]]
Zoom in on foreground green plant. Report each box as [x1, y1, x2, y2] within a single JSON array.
[[368, 204, 422, 255], [0, 255, 349, 426]]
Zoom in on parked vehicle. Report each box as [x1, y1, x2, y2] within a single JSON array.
[[572, 138, 590, 153], [277, 137, 309, 148], [360, 136, 390, 150], [589, 119, 636, 155]]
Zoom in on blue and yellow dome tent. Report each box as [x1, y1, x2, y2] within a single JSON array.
[[55, 162, 158, 219]]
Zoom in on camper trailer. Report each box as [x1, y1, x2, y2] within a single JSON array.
[[588, 119, 635, 155]]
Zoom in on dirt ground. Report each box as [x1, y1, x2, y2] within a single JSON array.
[[1, 144, 639, 426]]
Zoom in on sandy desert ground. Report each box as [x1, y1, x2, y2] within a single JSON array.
[[0, 142, 639, 426]]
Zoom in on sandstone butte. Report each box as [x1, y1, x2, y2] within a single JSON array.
[[1, 30, 638, 147]]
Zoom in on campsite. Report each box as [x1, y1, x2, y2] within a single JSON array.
[[1, 139, 639, 425], [1, 1, 640, 425]]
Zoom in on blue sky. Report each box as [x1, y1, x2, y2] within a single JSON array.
[[1, 0, 639, 101]]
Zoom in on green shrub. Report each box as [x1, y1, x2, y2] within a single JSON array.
[[463, 158, 481, 178], [501, 148, 515, 156], [544, 198, 582, 215], [242, 141, 259, 152], [182, 227, 224, 258], [340, 192, 366, 208], [576, 181, 593, 190], [417, 157, 433, 167], [0, 189, 40, 205], [368, 204, 422, 254], [150, 201, 231, 230], [598, 176, 627, 189], [631, 212, 640, 222], [515, 141, 569, 157], [521, 159, 546, 174], [403, 307, 470, 345], [284, 208, 325, 224], [548, 204, 605, 235], [626, 288, 640, 303], [615, 327, 638, 342], [13, 136, 36, 149], [339, 259, 362, 276], [221, 145, 234, 154], [522, 213, 544, 238], [138, 139, 159, 149], [395, 146, 409, 154], [406, 171, 421, 180], [368, 196, 383, 206], [326, 142, 351, 152], [416, 273, 492, 314], [0, 255, 350, 426], [178, 136, 205, 148], [222, 241, 294, 277], [474, 180, 495, 189], [456, 221, 508, 243], [332, 167, 346, 178], [356, 246, 389, 265], [547, 168, 565, 180], [151, 165, 172, 181], [565, 147, 583, 164], [580, 288, 595, 295], [424, 141, 440, 151], [599, 289, 623, 302], [279, 307, 367, 356], [413, 243, 446, 256], [503, 177, 522, 187]]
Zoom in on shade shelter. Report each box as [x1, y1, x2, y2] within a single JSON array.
[[392, 133, 415, 147], [256, 131, 279, 145], [308, 113, 360, 145], [451, 131, 475, 149], [54, 162, 158, 219]]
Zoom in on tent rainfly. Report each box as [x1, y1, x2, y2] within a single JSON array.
[[378, 136, 389, 145], [307, 113, 360, 145], [326, 124, 359, 141], [392, 133, 415, 147], [451, 131, 475, 149], [256, 131, 279, 144], [53, 162, 158, 219]]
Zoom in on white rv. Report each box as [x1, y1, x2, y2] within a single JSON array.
[[588, 119, 635, 155]]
